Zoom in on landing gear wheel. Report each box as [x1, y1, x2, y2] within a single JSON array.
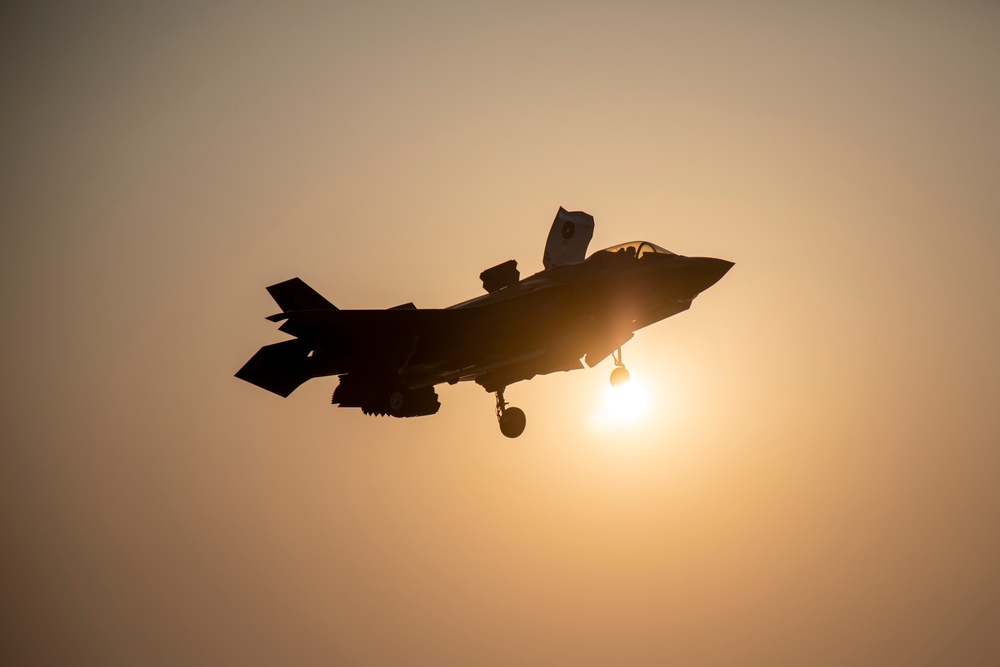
[[609, 347, 630, 387], [494, 386, 526, 438], [499, 407, 526, 439], [610, 366, 630, 387]]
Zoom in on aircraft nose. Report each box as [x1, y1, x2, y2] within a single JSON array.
[[686, 256, 734, 295]]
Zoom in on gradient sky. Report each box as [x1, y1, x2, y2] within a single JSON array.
[[3, 2, 999, 665]]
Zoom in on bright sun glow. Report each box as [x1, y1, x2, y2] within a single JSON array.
[[589, 376, 652, 434], [605, 380, 650, 421]]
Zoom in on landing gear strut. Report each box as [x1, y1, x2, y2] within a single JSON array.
[[610, 347, 630, 387], [495, 387, 526, 439]]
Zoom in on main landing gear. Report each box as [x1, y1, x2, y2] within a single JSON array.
[[610, 347, 630, 387], [495, 387, 526, 439]]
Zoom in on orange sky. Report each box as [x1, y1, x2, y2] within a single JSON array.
[[3, 2, 999, 664]]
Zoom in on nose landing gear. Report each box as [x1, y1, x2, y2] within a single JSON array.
[[495, 387, 526, 438], [610, 347, 630, 387]]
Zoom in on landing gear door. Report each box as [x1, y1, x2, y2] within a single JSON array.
[[583, 331, 634, 368]]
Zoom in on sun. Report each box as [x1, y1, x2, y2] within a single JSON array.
[[605, 378, 651, 421], [589, 375, 652, 433]]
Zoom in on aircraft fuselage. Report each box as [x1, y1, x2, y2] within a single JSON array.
[[235, 209, 733, 437]]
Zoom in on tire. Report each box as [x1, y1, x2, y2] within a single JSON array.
[[610, 367, 630, 387], [499, 407, 526, 438]]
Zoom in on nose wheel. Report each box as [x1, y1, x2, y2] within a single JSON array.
[[495, 387, 526, 438], [610, 347, 630, 387]]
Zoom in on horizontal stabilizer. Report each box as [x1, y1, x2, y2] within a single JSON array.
[[266, 277, 336, 312], [235, 339, 315, 397]]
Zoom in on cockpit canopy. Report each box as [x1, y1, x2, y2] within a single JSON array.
[[589, 241, 675, 260]]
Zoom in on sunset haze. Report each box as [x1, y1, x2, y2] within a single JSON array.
[[3, 2, 999, 664]]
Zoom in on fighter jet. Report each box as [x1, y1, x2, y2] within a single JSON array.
[[236, 208, 732, 438]]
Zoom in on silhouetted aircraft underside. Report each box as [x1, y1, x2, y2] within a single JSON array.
[[236, 208, 733, 438]]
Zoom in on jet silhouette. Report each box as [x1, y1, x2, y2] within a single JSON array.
[[236, 208, 733, 437]]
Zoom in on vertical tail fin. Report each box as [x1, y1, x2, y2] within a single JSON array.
[[265, 277, 336, 312]]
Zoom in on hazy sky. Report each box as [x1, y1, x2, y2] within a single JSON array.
[[3, 2, 999, 664]]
